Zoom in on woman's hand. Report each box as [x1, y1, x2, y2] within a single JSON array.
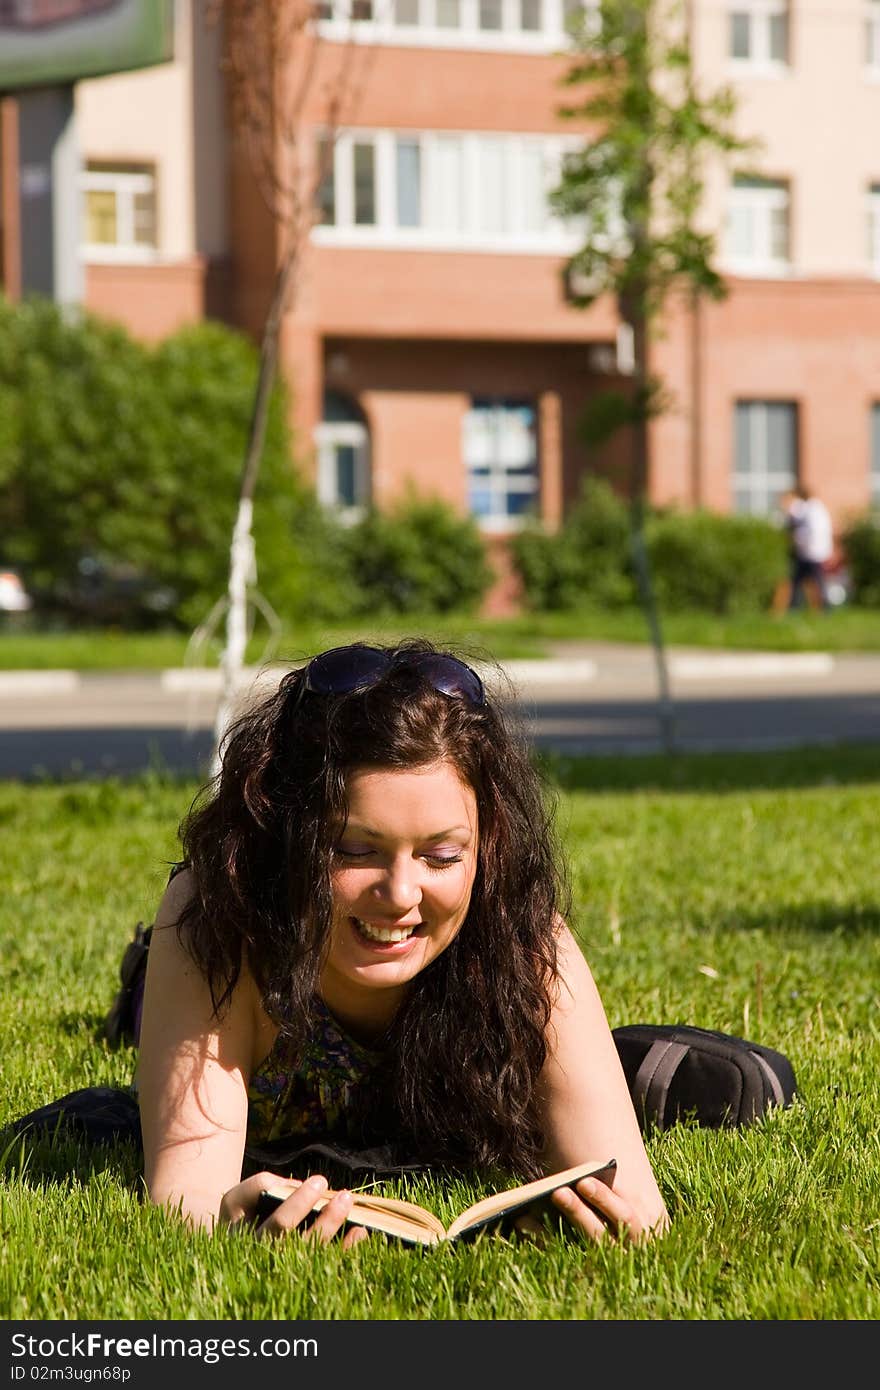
[[549, 1175, 666, 1246], [218, 1171, 370, 1250]]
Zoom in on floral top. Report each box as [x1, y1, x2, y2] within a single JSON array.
[[246, 996, 386, 1149]]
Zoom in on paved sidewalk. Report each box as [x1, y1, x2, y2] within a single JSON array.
[[1, 640, 876, 699], [0, 641, 877, 776]]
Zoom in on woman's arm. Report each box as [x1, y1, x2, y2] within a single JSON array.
[[136, 872, 365, 1246], [135, 868, 257, 1229], [538, 923, 670, 1243]]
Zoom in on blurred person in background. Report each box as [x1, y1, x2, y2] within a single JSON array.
[[774, 487, 834, 612]]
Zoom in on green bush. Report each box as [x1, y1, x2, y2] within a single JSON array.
[[510, 476, 636, 610], [840, 510, 880, 607], [0, 297, 357, 629], [645, 508, 787, 614], [346, 494, 492, 615], [0, 294, 166, 605], [510, 475, 788, 615]]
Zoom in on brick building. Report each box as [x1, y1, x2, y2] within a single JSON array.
[[3, 0, 880, 609]]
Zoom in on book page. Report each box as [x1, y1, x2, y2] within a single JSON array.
[[345, 1193, 447, 1242], [259, 1187, 446, 1244], [446, 1158, 617, 1242]]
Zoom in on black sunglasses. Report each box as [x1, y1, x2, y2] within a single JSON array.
[[303, 644, 487, 707]]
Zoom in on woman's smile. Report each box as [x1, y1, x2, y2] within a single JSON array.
[[351, 916, 426, 946]]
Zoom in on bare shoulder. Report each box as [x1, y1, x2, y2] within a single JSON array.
[[140, 864, 262, 1053], [143, 867, 203, 995], [551, 917, 601, 1006], [154, 864, 196, 930]]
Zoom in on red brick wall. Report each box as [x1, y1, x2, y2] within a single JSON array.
[[85, 258, 211, 342], [652, 278, 880, 529]]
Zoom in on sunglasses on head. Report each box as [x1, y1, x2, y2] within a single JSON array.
[[302, 644, 487, 707]]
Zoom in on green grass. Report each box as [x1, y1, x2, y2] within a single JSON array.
[[2, 748, 879, 1319], [2, 602, 879, 670]]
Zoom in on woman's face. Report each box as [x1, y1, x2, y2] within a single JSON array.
[[320, 760, 479, 1031]]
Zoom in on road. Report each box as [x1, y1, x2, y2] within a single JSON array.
[[0, 644, 878, 779]]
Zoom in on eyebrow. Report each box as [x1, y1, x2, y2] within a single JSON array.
[[341, 824, 472, 840]]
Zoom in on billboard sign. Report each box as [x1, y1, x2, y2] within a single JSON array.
[[0, 0, 175, 93]]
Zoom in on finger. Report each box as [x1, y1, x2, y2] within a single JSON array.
[[511, 1214, 547, 1245], [572, 1176, 635, 1239], [550, 1185, 612, 1243], [303, 1187, 355, 1246], [341, 1223, 371, 1252], [257, 1174, 330, 1239], [219, 1172, 300, 1228]]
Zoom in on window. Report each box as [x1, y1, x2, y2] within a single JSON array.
[[81, 162, 157, 261], [396, 139, 421, 227], [314, 129, 575, 252], [725, 175, 790, 275], [872, 404, 880, 505], [732, 401, 798, 515], [464, 399, 539, 530], [315, 392, 371, 520], [729, 2, 789, 68], [869, 184, 880, 275], [352, 142, 376, 225], [318, 0, 596, 49], [867, 1, 880, 70]]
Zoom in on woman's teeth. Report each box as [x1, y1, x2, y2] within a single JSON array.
[[355, 918, 418, 943]]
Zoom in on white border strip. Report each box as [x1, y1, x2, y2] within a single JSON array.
[[670, 653, 834, 680], [0, 670, 81, 694], [493, 659, 599, 684]]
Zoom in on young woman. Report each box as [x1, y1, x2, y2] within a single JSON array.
[[135, 639, 669, 1247]]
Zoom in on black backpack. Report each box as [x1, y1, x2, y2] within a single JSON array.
[[612, 1023, 798, 1132]]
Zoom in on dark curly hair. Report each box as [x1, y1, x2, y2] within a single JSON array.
[[174, 638, 570, 1180]]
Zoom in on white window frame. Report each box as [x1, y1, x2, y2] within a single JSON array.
[[314, 420, 371, 523], [728, 2, 789, 74], [869, 185, 880, 276], [80, 164, 158, 263], [315, 0, 597, 52], [867, 1, 880, 75], [463, 398, 540, 533], [312, 128, 580, 254], [732, 401, 798, 516], [724, 176, 791, 277]]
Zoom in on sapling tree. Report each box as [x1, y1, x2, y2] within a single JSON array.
[[202, 0, 371, 772], [553, 0, 752, 749]]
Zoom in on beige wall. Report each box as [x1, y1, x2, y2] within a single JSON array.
[[75, 0, 228, 263], [695, 0, 880, 278]]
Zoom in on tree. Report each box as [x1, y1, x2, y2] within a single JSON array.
[[201, 0, 371, 773], [552, 0, 753, 750]]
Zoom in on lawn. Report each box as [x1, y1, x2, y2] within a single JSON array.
[[2, 746, 879, 1321], [1, 601, 880, 670]]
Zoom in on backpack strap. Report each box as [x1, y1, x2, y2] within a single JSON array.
[[631, 1039, 689, 1130], [750, 1049, 786, 1107]]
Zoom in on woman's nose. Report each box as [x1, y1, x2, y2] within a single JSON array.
[[372, 858, 422, 912]]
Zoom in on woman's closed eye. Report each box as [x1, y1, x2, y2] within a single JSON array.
[[334, 845, 464, 869], [423, 853, 464, 871]]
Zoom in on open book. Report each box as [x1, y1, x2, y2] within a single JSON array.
[[255, 1157, 617, 1247]]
